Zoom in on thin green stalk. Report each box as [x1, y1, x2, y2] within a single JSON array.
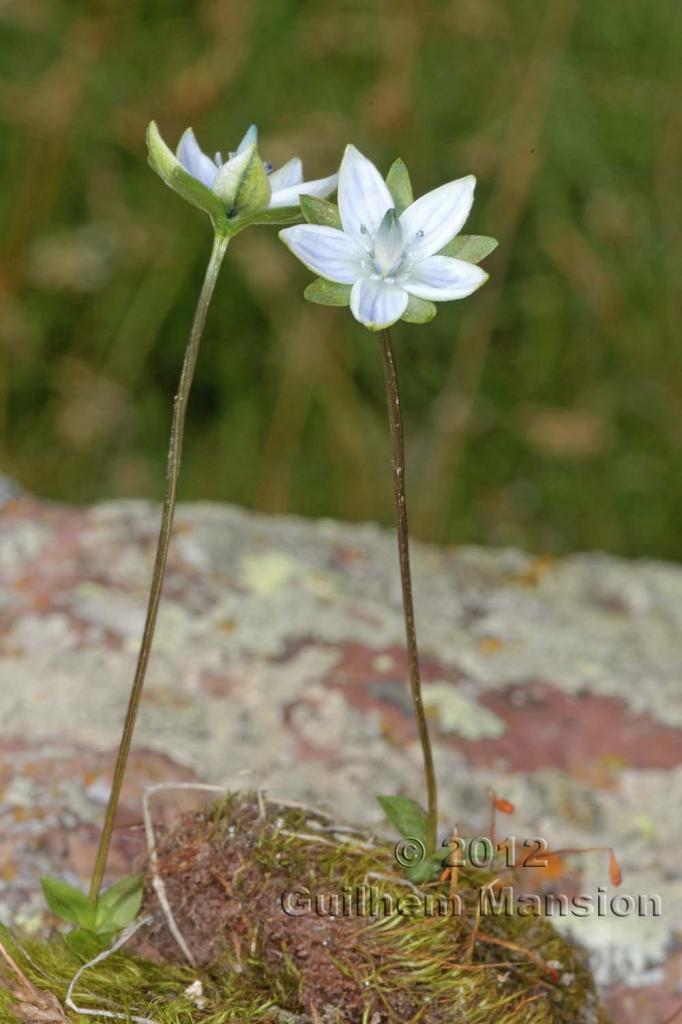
[[88, 230, 229, 903], [378, 327, 438, 853]]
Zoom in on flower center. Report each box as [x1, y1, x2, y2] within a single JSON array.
[[361, 214, 425, 283]]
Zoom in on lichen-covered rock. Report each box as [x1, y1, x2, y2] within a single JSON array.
[[0, 496, 680, 1021]]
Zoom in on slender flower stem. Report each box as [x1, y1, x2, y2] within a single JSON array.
[[378, 328, 438, 854], [88, 230, 230, 903]]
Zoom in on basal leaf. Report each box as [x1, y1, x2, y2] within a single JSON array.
[[377, 795, 429, 845], [404, 851, 445, 883], [41, 877, 96, 930], [94, 873, 145, 934]]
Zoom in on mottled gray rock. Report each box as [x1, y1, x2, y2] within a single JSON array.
[[0, 497, 680, 1021]]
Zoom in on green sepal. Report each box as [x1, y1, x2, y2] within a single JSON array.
[[216, 144, 271, 218], [385, 158, 413, 214], [94, 873, 144, 934], [438, 235, 498, 263], [146, 122, 228, 232], [377, 795, 429, 846], [401, 294, 437, 324], [304, 278, 351, 307], [234, 205, 302, 231], [300, 195, 342, 228], [41, 877, 96, 930]]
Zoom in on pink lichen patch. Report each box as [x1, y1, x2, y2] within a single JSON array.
[[605, 949, 682, 1024], [329, 543, 368, 567], [196, 668, 244, 698], [307, 638, 682, 775], [281, 640, 464, 753], [317, 640, 462, 712], [330, 641, 460, 687], [2, 498, 87, 582], [457, 681, 682, 773]]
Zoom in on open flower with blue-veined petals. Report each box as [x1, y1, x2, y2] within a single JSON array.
[[279, 144, 493, 330]]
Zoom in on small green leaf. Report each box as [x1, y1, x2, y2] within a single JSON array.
[[401, 294, 437, 324], [146, 122, 227, 230], [385, 159, 413, 214], [94, 873, 144, 934], [438, 235, 498, 263], [304, 278, 352, 307], [300, 195, 342, 228], [41, 877, 96, 930], [377, 795, 429, 846], [404, 851, 446, 883]]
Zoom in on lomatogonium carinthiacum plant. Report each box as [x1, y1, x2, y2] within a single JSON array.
[[40, 123, 338, 936], [279, 144, 497, 867]]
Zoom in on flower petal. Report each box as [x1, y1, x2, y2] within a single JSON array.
[[236, 124, 258, 154], [403, 255, 488, 301], [350, 277, 408, 330], [269, 172, 338, 209], [279, 224, 363, 283], [176, 128, 219, 188], [399, 176, 476, 260], [267, 157, 304, 191], [338, 145, 394, 243]]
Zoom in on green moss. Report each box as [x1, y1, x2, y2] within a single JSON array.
[[0, 797, 610, 1024]]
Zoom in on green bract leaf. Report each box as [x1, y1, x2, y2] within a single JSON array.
[[146, 122, 227, 230], [401, 294, 437, 324], [41, 877, 96, 930], [377, 795, 429, 846], [438, 235, 498, 264], [385, 158, 413, 214], [94, 873, 144, 934], [300, 195, 342, 228], [304, 278, 352, 307], [215, 144, 271, 218]]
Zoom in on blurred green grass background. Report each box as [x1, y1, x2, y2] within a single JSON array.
[[1, 0, 681, 558]]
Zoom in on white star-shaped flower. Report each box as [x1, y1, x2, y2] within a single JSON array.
[[177, 124, 338, 210], [279, 144, 489, 330]]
